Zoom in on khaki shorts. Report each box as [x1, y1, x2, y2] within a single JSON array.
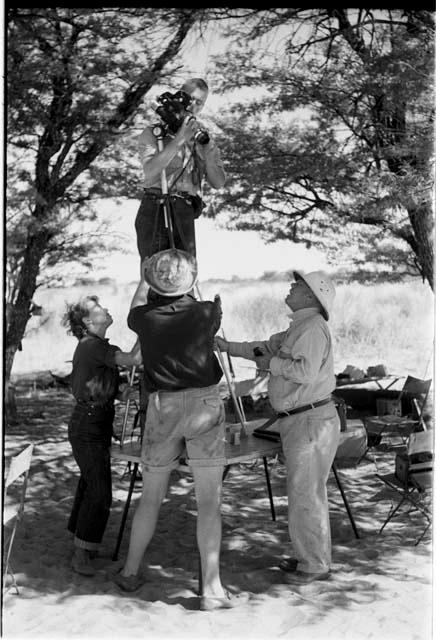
[[141, 384, 226, 472]]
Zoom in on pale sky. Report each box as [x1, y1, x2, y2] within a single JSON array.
[[89, 199, 328, 283]]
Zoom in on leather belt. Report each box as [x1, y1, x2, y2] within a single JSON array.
[[76, 400, 114, 410], [144, 187, 195, 203], [277, 397, 332, 418]]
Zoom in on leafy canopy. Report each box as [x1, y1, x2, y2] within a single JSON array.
[[207, 9, 434, 283]]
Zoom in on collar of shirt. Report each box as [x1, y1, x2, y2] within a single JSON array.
[[84, 332, 109, 343], [287, 307, 322, 323], [143, 292, 196, 311]]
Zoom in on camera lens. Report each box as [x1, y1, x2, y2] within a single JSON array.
[[194, 130, 210, 145]]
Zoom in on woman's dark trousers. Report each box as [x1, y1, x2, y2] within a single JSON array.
[[67, 404, 114, 550]]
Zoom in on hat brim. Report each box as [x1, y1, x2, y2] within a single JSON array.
[[293, 270, 329, 320], [144, 277, 197, 297], [142, 249, 198, 297]]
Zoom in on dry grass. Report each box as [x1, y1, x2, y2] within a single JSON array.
[[11, 278, 434, 383]]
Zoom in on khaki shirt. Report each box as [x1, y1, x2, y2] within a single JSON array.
[[227, 308, 336, 412]]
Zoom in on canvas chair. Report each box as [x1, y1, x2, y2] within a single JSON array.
[[3, 444, 34, 594], [358, 376, 432, 464], [375, 430, 433, 545]]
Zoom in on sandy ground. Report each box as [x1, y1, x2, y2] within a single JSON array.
[[2, 381, 433, 640]]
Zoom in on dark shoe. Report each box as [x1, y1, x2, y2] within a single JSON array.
[[199, 591, 248, 611], [278, 557, 298, 573], [71, 551, 96, 577], [285, 569, 330, 584], [112, 570, 145, 592]]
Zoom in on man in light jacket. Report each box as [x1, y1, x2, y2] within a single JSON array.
[[215, 270, 340, 584]]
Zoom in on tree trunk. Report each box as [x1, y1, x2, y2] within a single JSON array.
[[4, 380, 18, 426], [5, 226, 49, 384], [407, 202, 434, 289]]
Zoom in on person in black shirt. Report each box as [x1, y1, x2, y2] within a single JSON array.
[[63, 295, 142, 576], [113, 250, 243, 611]]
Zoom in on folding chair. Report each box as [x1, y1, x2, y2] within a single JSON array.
[[358, 376, 432, 464], [376, 430, 433, 545], [3, 444, 34, 594]]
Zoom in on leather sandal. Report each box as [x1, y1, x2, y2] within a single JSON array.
[[278, 557, 298, 573], [71, 550, 96, 577], [199, 590, 248, 611], [112, 569, 145, 592]]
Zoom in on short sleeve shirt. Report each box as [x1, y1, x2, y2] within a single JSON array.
[[71, 334, 121, 404], [136, 124, 224, 196], [127, 294, 223, 392]]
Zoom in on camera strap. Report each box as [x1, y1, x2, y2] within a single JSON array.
[[168, 144, 194, 191]]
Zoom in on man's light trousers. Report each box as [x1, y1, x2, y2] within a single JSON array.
[[278, 401, 340, 574]]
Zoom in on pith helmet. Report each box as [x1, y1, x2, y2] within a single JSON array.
[[143, 249, 198, 296], [293, 270, 336, 320]]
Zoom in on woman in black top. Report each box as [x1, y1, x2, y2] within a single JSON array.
[[63, 295, 142, 576]]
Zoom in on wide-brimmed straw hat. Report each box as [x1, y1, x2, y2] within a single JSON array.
[[143, 249, 198, 296], [293, 270, 336, 320]]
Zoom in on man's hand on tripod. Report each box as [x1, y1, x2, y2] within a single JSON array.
[[175, 115, 199, 146]]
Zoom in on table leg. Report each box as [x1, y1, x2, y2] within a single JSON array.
[[262, 457, 276, 521], [383, 377, 399, 391], [331, 462, 359, 539], [112, 462, 139, 561], [197, 555, 202, 596]]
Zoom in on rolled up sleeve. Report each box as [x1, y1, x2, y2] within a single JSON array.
[[227, 330, 286, 364]]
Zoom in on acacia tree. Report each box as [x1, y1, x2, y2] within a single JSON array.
[[209, 9, 434, 287], [6, 7, 207, 389]]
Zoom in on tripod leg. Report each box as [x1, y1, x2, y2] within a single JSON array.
[[112, 462, 139, 561], [222, 465, 231, 481], [120, 366, 136, 447], [197, 555, 202, 596], [262, 457, 276, 521], [331, 462, 359, 538]]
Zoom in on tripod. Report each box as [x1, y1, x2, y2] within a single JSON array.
[[153, 121, 248, 434], [118, 123, 248, 447], [151, 122, 177, 250]]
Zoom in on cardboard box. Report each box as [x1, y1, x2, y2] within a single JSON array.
[[336, 420, 367, 459], [376, 398, 402, 416], [395, 451, 433, 489], [395, 452, 409, 483]]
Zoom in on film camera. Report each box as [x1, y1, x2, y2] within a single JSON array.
[[155, 90, 210, 145]]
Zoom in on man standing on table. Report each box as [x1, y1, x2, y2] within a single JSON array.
[[215, 270, 340, 584], [112, 249, 245, 611], [135, 77, 225, 261]]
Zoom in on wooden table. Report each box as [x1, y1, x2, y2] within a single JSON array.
[[111, 418, 360, 560], [110, 419, 281, 560], [336, 375, 402, 390]]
